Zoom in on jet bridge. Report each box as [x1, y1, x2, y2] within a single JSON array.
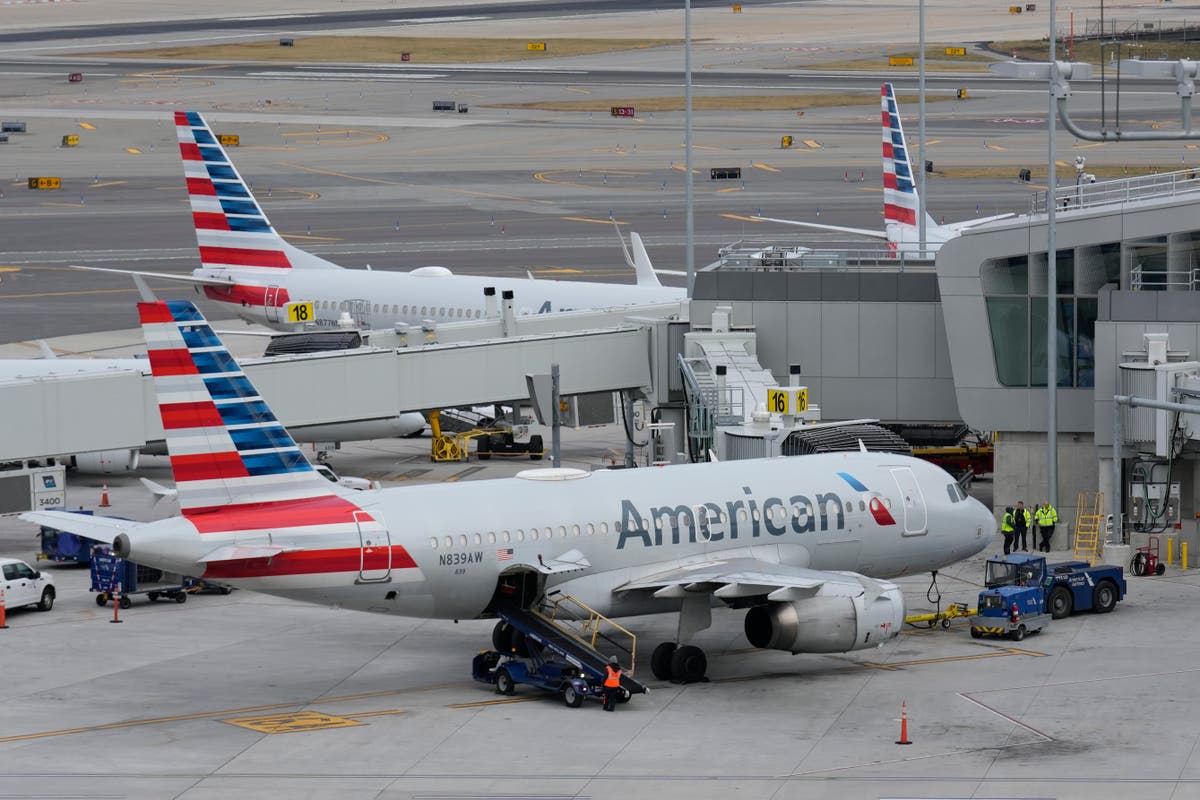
[[0, 303, 681, 463]]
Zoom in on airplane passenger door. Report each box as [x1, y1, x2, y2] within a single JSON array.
[[355, 511, 391, 583], [889, 467, 928, 535], [264, 285, 281, 323]]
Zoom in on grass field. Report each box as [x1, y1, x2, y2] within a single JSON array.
[[90, 36, 679, 64]]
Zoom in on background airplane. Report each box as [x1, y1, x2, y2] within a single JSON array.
[[77, 111, 684, 331], [754, 83, 1013, 256], [23, 290, 994, 684]]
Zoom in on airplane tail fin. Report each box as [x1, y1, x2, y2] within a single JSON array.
[[175, 111, 340, 273], [614, 222, 663, 288], [138, 297, 342, 515], [880, 84, 938, 243]]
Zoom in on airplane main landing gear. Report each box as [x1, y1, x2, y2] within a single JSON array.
[[649, 641, 708, 683]]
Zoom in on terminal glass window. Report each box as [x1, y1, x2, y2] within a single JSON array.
[[1030, 298, 1074, 387], [982, 255, 1028, 295], [986, 297, 1027, 386]]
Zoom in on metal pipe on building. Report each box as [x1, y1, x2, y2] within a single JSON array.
[[1047, 0, 1060, 511], [684, 0, 695, 298], [918, 0, 926, 254], [483, 286, 498, 318], [1111, 393, 1200, 542]]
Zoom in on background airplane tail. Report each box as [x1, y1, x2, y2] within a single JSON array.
[[175, 111, 339, 273], [880, 84, 938, 242], [139, 298, 341, 514]]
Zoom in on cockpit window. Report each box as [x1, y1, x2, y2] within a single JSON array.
[[946, 483, 967, 503]]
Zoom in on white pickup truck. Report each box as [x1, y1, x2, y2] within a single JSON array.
[[1, 558, 55, 612]]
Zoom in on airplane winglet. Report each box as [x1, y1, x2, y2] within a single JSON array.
[[132, 273, 157, 303], [613, 222, 663, 288], [35, 341, 57, 360]]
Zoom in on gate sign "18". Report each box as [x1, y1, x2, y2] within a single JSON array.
[[767, 388, 808, 415]]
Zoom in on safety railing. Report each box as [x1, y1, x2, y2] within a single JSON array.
[[714, 241, 937, 271], [1032, 168, 1200, 215], [1130, 265, 1200, 292], [539, 591, 637, 674]]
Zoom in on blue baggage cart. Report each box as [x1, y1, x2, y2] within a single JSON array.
[[89, 545, 196, 608]]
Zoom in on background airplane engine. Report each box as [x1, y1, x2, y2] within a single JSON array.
[[69, 449, 140, 474], [743, 585, 904, 654]]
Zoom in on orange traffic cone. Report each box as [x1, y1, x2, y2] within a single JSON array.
[[99, 483, 110, 508], [0, 584, 8, 629], [896, 700, 912, 745]]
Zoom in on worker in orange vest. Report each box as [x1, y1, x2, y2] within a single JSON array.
[[602, 656, 623, 712]]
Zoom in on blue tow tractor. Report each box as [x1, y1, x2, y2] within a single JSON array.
[[970, 553, 1127, 640]]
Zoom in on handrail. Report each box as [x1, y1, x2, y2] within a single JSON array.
[[539, 592, 637, 674], [1032, 167, 1200, 214]]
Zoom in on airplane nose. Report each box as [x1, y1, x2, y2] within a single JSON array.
[[970, 498, 995, 553]]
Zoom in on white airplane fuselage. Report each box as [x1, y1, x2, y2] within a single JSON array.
[[119, 453, 992, 621], [199, 265, 685, 329]]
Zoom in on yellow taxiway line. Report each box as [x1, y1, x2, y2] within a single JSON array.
[[78, 122, 96, 131], [561, 216, 626, 225], [752, 162, 782, 173], [720, 213, 762, 223]]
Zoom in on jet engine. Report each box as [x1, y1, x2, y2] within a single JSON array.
[[743, 582, 904, 654], [69, 449, 140, 475]]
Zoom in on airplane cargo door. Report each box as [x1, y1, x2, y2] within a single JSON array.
[[355, 511, 391, 583], [264, 285, 281, 323], [889, 467, 928, 535]]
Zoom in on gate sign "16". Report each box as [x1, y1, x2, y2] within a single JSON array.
[[767, 388, 809, 415]]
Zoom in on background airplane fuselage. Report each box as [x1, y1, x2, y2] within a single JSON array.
[[129, 453, 991, 621], [199, 267, 684, 329]]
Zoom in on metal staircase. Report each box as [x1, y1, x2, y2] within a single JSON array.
[[1074, 490, 1105, 564]]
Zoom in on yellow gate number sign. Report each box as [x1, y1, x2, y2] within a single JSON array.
[[218, 134, 240, 146], [286, 301, 314, 324], [767, 388, 809, 415], [527, 42, 546, 51], [889, 56, 914, 66], [945, 47, 966, 56]]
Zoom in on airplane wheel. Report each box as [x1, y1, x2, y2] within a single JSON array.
[[492, 621, 514, 652], [670, 645, 707, 683], [495, 668, 515, 696], [510, 630, 532, 658], [650, 642, 676, 681]]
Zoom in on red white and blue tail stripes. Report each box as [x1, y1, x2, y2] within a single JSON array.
[[175, 111, 293, 271], [881, 83, 919, 230], [139, 299, 337, 513]]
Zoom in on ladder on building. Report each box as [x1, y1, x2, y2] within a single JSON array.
[[1074, 490, 1105, 564]]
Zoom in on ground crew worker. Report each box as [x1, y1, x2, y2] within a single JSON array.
[[1001, 506, 1015, 555], [602, 656, 622, 712], [1036, 501, 1058, 552], [1014, 501, 1029, 551]]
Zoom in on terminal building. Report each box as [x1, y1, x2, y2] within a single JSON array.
[[689, 168, 1200, 552]]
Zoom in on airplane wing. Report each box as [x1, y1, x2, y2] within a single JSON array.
[[617, 557, 891, 603], [751, 216, 889, 241], [71, 264, 239, 287], [941, 213, 1016, 232], [18, 510, 135, 544]]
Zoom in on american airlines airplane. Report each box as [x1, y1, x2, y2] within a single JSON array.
[[23, 293, 994, 683], [754, 83, 1013, 255], [79, 111, 684, 331]]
